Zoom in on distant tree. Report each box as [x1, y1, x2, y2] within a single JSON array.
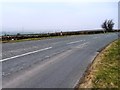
[[101, 19, 114, 32], [17, 33, 21, 36]]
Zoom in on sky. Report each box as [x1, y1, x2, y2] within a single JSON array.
[[118, 1, 120, 29], [0, 0, 119, 33]]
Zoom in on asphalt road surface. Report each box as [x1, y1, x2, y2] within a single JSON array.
[[2, 33, 118, 88]]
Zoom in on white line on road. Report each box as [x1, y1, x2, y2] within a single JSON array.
[[75, 42, 89, 49], [67, 40, 83, 45], [1, 47, 52, 62]]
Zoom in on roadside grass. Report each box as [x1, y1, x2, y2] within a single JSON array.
[[2, 38, 42, 43], [2, 33, 117, 43], [92, 39, 120, 88], [78, 39, 120, 88], [3, 33, 96, 43], [2, 35, 69, 43]]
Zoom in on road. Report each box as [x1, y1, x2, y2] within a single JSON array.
[[2, 33, 118, 88]]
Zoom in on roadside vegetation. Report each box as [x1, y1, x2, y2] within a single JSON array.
[[77, 39, 120, 88], [2, 35, 68, 43], [1, 30, 119, 43], [101, 19, 114, 32], [1, 19, 119, 43]]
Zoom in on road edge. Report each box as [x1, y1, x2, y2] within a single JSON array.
[[74, 39, 118, 89]]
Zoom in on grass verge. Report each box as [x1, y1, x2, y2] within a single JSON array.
[[77, 39, 120, 88], [2, 35, 69, 43]]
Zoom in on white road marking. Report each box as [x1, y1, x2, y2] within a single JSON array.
[[94, 37, 99, 39], [73, 78, 81, 88], [1, 47, 52, 62], [75, 42, 89, 49], [67, 40, 83, 45]]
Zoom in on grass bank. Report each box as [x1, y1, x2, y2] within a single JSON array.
[[2, 35, 68, 43], [77, 39, 120, 88]]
